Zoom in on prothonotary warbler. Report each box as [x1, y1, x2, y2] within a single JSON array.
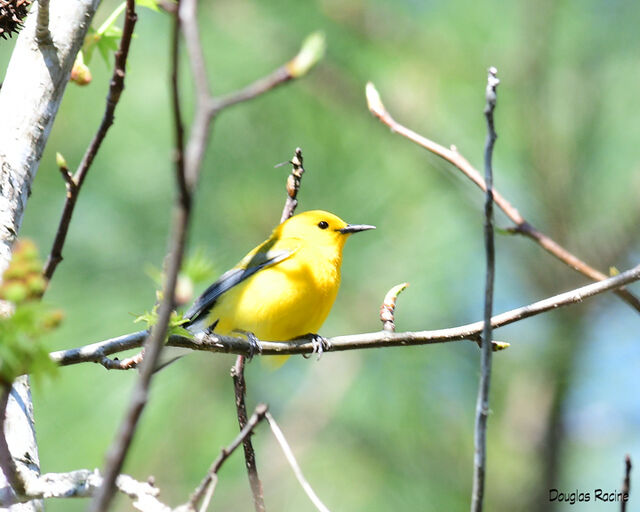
[[182, 210, 375, 359]]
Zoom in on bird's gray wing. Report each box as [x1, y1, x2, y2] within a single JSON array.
[[184, 247, 293, 331]]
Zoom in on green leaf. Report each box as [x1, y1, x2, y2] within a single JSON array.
[[0, 303, 58, 384]]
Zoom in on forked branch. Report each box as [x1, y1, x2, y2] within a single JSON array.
[[365, 83, 640, 314]]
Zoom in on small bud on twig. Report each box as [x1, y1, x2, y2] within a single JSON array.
[[56, 152, 76, 195], [70, 51, 92, 86], [365, 82, 387, 119], [380, 282, 409, 332], [279, 147, 305, 223], [286, 32, 326, 78]]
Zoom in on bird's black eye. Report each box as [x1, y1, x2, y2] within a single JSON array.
[[318, 221, 329, 229]]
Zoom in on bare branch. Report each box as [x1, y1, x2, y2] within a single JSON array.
[[380, 282, 409, 332], [471, 66, 499, 512], [35, 0, 52, 45], [210, 32, 325, 115], [365, 82, 640, 314], [98, 352, 143, 370], [0, 0, 100, 279], [265, 412, 330, 512], [188, 404, 268, 511], [89, 0, 185, 509], [0, 467, 170, 511], [279, 148, 305, 224], [210, 68, 293, 115], [231, 357, 265, 512], [0, 384, 26, 496], [622, 455, 632, 512], [51, 262, 640, 364], [43, 0, 139, 282], [0, 375, 42, 511]]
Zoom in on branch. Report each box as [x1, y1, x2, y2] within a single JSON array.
[[471, 66, 499, 512], [379, 282, 409, 332], [365, 83, 640, 314], [51, 264, 640, 364], [622, 455, 631, 512], [0, 0, 100, 277], [35, 0, 52, 46], [227, 145, 310, 511], [0, 467, 170, 511], [0, 384, 25, 496], [89, 0, 187, 509], [210, 32, 325, 116], [231, 357, 265, 512], [279, 148, 306, 224], [265, 412, 330, 512], [188, 404, 268, 512], [0, 376, 42, 511], [42, 0, 138, 282]]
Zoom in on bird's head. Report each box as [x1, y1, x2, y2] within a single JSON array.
[[277, 210, 375, 251]]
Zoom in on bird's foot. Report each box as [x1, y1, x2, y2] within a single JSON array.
[[301, 333, 331, 361], [233, 329, 263, 361]]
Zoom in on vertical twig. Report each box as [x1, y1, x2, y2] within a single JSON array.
[[42, 0, 139, 282], [230, 147, 307, 511], [380, 282, 409, 332], [622, 454, 632, 512], [89, 1, 190, 510], [231, 357, 266, 512], [470, 66, 499, 512], [35, 0, 52, 46], [279, 147, 305, 224]]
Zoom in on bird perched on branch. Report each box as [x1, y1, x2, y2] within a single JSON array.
[[175, 210, 374, 362]]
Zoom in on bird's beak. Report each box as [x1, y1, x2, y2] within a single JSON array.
[[338, 224, 376, 234]]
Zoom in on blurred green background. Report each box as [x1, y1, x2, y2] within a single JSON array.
[[2, 0, 640, 510]]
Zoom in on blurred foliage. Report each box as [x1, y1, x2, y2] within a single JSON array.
[[0, 240, 59, 384], [1, 0, 639, 511]]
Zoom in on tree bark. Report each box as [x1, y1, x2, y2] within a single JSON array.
[[0, 0, 102, 509]]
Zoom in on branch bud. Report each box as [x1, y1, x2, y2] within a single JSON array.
[[286, 32, 326, 78], [365, 82, 386, 118]]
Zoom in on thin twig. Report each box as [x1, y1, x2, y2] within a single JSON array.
[[228, 146, 309, 511], [35, 0, 52, 46], [231, 357, 266, 512], [188, 404, 268, 511], [279, 148, 305, 224], [211, 68, 293, 115], [0, 384, 26, 496], [622, 454, 632, 512], [89, 1, 186, 510], [98, 352, 143, 370], [42, 0, 138, 282], [51, 261, 640, 363], [380, 282, 409, 332], [471, 66, 499, 512], [365, 83, 640, 314], [265, 412, 331, 512], [171, 0, 188, 205]]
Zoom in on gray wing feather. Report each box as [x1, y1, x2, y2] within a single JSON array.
[[184, 248, 292, 330]]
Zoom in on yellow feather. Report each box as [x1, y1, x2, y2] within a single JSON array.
[[185, 210, 374, 362]]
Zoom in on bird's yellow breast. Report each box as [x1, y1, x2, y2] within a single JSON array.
[[208, 244, 341, 341]]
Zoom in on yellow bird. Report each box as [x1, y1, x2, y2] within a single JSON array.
[[183, 210, 375, 355]]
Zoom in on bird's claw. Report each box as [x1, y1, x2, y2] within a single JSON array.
[[302, 333, 331, 361], [234, 330, 263, 361]]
